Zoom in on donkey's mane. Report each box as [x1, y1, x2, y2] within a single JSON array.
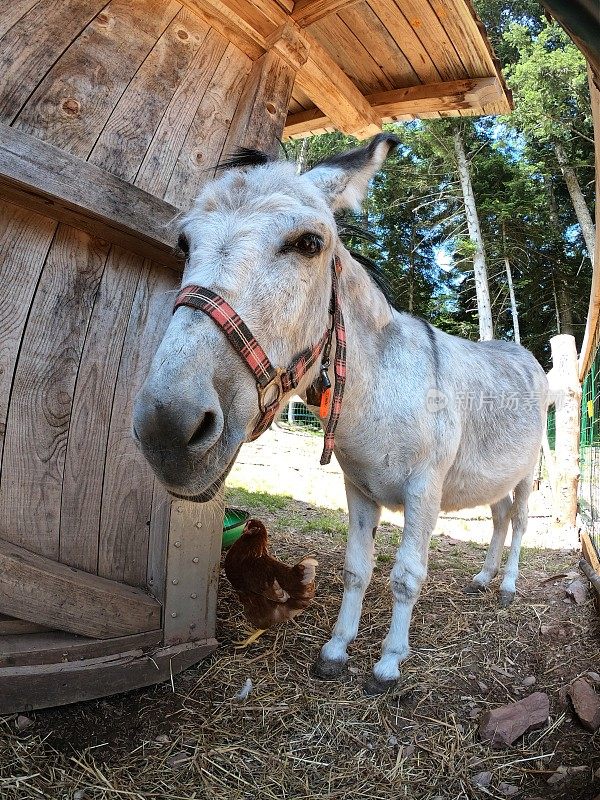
[[216, 147, 274, 170], [337, 219, 396, 309]]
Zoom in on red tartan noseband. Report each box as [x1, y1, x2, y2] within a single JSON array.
[[173, 256, 346, 465]]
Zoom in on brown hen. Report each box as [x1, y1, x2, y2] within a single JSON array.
[[224, 519, 317, 645]]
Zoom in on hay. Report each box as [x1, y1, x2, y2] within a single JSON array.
[[1, 503, 599, 800]]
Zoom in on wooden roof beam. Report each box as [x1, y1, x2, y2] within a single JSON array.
[[292, 0, 362, 27], [284, 77, 504, 137], [182, 1, 381, 137]]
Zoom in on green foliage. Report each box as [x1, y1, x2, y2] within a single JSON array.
[[281, 5, 594, 369], [503, 20, 592, 148]]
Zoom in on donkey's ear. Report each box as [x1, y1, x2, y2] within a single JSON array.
[[304, 133, 399, 211]]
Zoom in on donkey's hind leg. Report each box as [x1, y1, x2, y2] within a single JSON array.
[[499, 475, 532, 607], [464, 494, 512, 594]]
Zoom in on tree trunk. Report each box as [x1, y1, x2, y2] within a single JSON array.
[[502, 222, 520, 344], [548, 334, 581, 530], [453, 130, 493, 340], [546, 180, 575, 335], [551, 274, 561, 334], [554, 141, 596, 265], [504, 255, 520, 344], [295, 137, 309, 175]]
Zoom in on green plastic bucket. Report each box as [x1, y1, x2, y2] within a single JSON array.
[[222, 507, 249, 548]]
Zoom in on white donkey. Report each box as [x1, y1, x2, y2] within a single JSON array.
[[134, 134, 548, 694]]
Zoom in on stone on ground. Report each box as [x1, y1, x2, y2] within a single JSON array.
[[479, 692, 549, 748], [567, 678, 600, 731], [566, 579, 588, 604]]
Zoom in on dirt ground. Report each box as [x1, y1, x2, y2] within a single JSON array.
[[1, 427, 599, 800]]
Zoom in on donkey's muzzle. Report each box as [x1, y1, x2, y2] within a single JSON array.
[[132, 386, 224, 487]]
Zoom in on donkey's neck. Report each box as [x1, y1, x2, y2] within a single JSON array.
[[336, 244, 393, 385]]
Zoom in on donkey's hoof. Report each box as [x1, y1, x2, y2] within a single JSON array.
[[463, 581, 487, 595], [363, 674, 397, 696], [499, 590, 515, 608], [311, 656, 347, 681]]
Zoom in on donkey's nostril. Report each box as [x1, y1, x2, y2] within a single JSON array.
[[188, 411, 217, 449]]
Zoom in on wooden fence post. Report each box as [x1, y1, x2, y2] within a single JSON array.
[[548, 334, 581, 528]]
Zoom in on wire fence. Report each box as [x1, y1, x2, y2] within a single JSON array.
[[579, 341, 600, 557], [277, 399, 322, 434]]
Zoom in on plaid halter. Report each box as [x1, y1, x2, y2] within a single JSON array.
[[173, 257, 345, 465]]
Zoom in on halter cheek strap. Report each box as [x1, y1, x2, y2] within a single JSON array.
[[173, 257, 345, 465]]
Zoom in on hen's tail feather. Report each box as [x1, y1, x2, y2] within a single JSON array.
[[298, 557, 318, 585]]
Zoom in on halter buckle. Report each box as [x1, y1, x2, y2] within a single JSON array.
[[257, 368, 286, 414]]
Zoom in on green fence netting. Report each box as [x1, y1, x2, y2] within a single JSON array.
[[579, 344, 600, 556]]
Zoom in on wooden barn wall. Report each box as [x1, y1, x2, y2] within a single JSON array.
[[0, 0, 252, 596]]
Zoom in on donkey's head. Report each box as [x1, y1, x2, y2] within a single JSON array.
[[133, 133, 398, 499]]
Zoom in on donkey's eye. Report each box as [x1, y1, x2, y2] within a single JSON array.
[[293, 233, 323, 257], [177, 233, 190, 257]]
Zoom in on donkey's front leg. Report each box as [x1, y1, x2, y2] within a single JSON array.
[[313, 478, 381, 679], [365, 479, 441, 695]]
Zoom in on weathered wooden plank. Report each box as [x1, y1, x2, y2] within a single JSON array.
[[283, 77, 503, 135], [0, 630, 162, 668], [369, 77, 503, 117], [179, 0, 265, 58], [338, 2, 419, 88], [135, 28, 229, 198], [98, 263, 178, 587], [295, 35, 381, 136], [577, 68, 600, 380], [221, 49, 299, 157], [181, 0, 381, 136], [0, 201, 57, 468], [147, 481, 172, 605], [13, 0, 181, 158], [164, 43, 251, 209], [0, 639, 217, 714], [0, 0, 42, 40], [582, 532, 600, 575], [0, 538, 161, 638], [292, 0, 361, 26], [369, 0, 442, 84], [89, 8, 211, 183], [0, 0, 107, 123], [385, 0, 467, 81], [163, 493, 224, 645], [0, 615, 52, 637], [59, 248, 143, 572], [0, 225, 109, 558], [304, 15, 393, 95], [427, 0, 494, 77], [0, 122, 181, 268]]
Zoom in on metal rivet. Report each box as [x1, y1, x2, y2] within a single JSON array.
[[172, 579, 179, 585], [190, 593, 197, 599], [171, 612, 177, 618], [174, 541, 181, 548]]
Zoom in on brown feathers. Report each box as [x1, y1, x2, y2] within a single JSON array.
[[224, 519, 317, 630]]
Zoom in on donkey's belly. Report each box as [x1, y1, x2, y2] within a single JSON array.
[[440, 460, 531, 512]]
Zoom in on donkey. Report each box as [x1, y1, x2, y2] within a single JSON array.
[[133, 134, 548, 694]]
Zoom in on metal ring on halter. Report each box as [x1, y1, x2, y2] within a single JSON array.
[[257, 368, 286, 414]]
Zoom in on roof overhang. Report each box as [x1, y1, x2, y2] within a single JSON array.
[[183, 0, 512, 138]]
